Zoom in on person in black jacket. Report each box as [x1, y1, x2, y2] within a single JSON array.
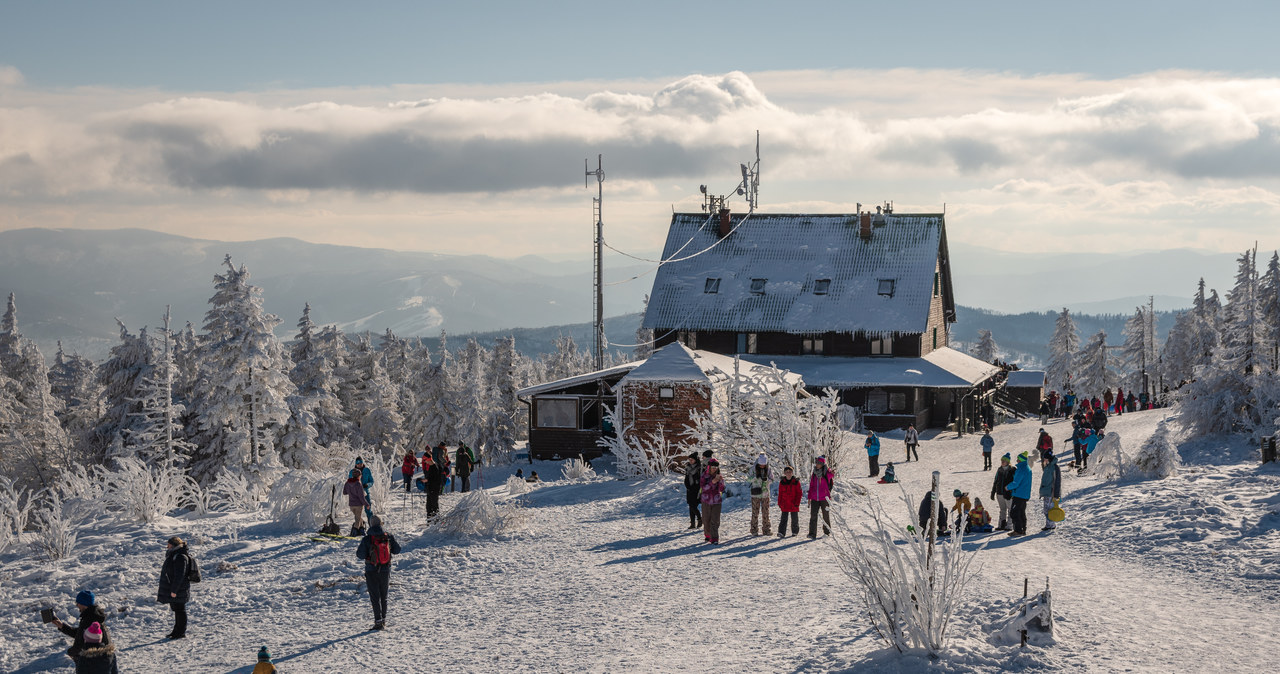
[[50, 590, 110, 664], [1091, 407, 1108, 432], [74, 621, 118, 674], [424, 457, 443, 517], [990, 454, 1016, 531], [356, 515, 402, 630], [157, 536, 193, 639], [455, 444, 475, 493], [683, 452, 702, 529], [917, 491, 949, 536]]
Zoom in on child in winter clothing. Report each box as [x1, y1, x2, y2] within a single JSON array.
[[252, 646, 277, 674], [343, 469, 370, 534], [776, 467, 802, 537], [807, 457, 836, 538], [980, 429, 995, 470], [748, 454, 772, 536], [878, 462, 897, 484], [683, 452, 703, 530], [966, 498, 993, 534], [1040, 450, 1062, 531], [951, 489, 972, 531], [700, 460, 727, 544], [74, 621, 117, 674]]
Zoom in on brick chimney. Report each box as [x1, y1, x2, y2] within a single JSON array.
[[718, 208, 732, 238], [859, 212, 872, 240]]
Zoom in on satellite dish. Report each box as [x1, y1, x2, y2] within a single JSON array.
[[699, 185, 707, 194]]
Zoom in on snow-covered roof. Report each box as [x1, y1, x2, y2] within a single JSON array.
[[619, 343, 805, 392], [761, 347, 1000, 389], [1005, 370, 1047, 389], [516, 360, 643, 398], [642, 212, 948, 335]]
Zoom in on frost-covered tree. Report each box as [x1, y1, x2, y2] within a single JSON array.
[[121, 324, 195, 468], [1120, 305, 1158, 395], [47, 343, 102, 453], [479, 336, 520, 464], [634, 294, 654, 361], [1074, 330, 1117, 397], [347, 337, 404, 458], [1159, 309, 1200, 386], [1046, 308, 1079, 393], [187, 256, 295, 486], [1260, 251, 1280, 371], [88, 322, 155, 463], [546, 335, 589, 381], [410, 332, 463, 447], [971, 329, 999, 363], [451, 338, 490, 452], [4, 342, 70, 489], [289, 306, 349, 447]]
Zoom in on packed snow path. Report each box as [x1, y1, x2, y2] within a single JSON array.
[[6, 409, 1280, 672]]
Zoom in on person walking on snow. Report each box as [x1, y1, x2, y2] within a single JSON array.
[[865, 431, 881, 477], [353, 456, 374, 516], [1005, 452, 1033, 537], [980, 428, 995, 470], [49, 590, 111, 667], [700, 459, 726, 544], [1114, 386, 1125, 415], [1039, 398, 1051, 425], [455, 443, 475, 493], [343, 469, 370, 535], [424, 457, 443, 516], [253, 646, 276, 674], [1039, 450, 1062, 531], [683, 452, 703, 530], [748, 454, 773, 536], [157, 536, 195, 639], [1036, 428, 1053, 455], [904, 424, 919, 462], [807, 457, 836, 538], [990, 453, 1015, 530], [400, 452, 417, 493], [356, 515, 401, 630], [777, 466, 803, 537]]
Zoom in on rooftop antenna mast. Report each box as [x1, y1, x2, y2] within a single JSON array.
[[586, 155, 605, 371]]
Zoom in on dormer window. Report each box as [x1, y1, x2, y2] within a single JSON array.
[[704, 277, 721, 294], [877, 279, 895, 297], [750, 278, 767, 295], [813, 279, 831, 295], [871, 336, 893, 356]]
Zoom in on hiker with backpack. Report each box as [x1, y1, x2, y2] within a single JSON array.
[[456, 443, 476, 493], [157, 536, 198, 639], [356, 515, 402, 630], [353, 456, 374, 515], [343, 469, 370, 535], [400, 452, 417, 493]]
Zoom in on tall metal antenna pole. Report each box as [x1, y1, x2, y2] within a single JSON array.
[[586, 155, 605, 371]]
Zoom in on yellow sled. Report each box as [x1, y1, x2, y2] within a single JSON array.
[[1047, 500, 1066, 522]]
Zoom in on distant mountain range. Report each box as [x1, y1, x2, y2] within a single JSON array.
[[0, 228, 1247, 362]]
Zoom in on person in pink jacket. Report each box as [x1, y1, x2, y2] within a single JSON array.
[[700, 459, 727, 544], [807, 456, 836, 539]]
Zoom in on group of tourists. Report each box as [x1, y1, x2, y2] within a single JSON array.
[[683, 449, 836, 543], [49, 536, 202, 672], [1040, 386, 1162, 424], [340, 443, 478, 533]]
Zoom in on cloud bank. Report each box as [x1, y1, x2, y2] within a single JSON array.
[[2, 67, 1279, 255]]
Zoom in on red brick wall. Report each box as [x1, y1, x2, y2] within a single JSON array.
[[621, 381, 711, 460]]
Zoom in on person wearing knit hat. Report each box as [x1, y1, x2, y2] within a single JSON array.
[[806, 456, 836, 538], [74, 621, 117, 674], [748, 454, 772, 536], [990, 453, 1016, 531], [1005, 451, 1034, 536], [50, 589, 109, 664], [158, 535, 196, 639], [683, 451, 703, 530], [357, 514, 402, 630], [700, 458, 726, 544], [950, 489, 972, 531], [253, 646, 277, 674]]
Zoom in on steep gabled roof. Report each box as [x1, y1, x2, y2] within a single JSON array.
[[764, 347, 1000, 389], [642, 212, 948, 336]]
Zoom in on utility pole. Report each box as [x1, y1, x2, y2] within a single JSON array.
[[586, 155, 606, 434]]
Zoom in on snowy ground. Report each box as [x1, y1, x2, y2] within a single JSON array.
[[4, 410, 1280, 672]]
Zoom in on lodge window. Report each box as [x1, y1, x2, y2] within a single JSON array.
[[878, 279, 896, 297], [704, 277, 720, 294], [813, 279, 831, 295], [750, 278, 767, 295], [933, 272, 940, 297], [932, 327, 938, 350], [866, 390, 888, 414], [803, 338, 824, 355], [737, 332, 758, 354], [535, 398, 577, 428], [659, 387, 675, 399], [871, 336, 893, 356], [679, 330, 697, 349]]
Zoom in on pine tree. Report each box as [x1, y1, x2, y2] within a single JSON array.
[[89, 322, 155, 463], [971, 329, 998, 363], [480, 336, 520, 465], [4, 341, 70, 489], [1120, 305, 1158, 394], [1046, 308, 1079, 393], [1260, 251, 1280, 371], [1159, 309, 1199, 386], [634, 295, 654, 361], [452, 338, 490, 450], [347, 336, 404, 458], [288, 306, 349, 447], [47, 342, 102, 454], [187, 256, 295, 486], [1074, 330, 1116, 397]]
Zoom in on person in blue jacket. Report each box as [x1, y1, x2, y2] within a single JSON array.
[[1039, 450, 1062, 531], [1081, 428, 1102, 472], [353, 456, 374, 518], [1005, 451, 1033, 537], [865, 431, 881, 477], [979, 429, 995, 471]]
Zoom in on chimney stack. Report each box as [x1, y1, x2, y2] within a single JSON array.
[[718, 208, 732, 238], [859, 212, 872, 240]]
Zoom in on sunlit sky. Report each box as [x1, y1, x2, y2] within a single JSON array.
[[3, 1, 1279, 258]]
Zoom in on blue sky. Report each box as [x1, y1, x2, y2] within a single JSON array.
[[1, 2, 1279, 258]]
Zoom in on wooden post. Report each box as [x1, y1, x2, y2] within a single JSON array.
[[1020, 576, 1029, 647], [927, 471, 940, 572]]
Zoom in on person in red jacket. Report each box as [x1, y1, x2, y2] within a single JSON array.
[[776, 466, 803, 538], [400, 452, 417, 493], [1036, 428, 1053, 455]]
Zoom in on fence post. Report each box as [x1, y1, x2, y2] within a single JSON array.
[[1020, 577, 1029, 647]]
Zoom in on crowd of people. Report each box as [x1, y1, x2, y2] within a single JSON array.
[[683, 449, 837, 543], [1038, 386, 1167, 424]]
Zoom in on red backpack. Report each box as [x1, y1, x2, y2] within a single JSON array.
[[372, 535, 391, 566]]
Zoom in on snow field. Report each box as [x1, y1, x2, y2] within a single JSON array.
[[4, 411, 1280, 672]]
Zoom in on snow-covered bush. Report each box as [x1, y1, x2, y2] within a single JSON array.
[[431, 489, 526, 538], [561, 457, 596, 482], [0, 476, 33, 553], [366, 454, 396, 518], [30, 490, 80, 561], [210, 468, 259, 513], [100, 456, 202, 523], [505, 475, 532, 495], [597, 412, 671, 479], [270, 470, 340, 531], [828, 488, 984, 657], [1086, 432, 1128, 481], [1132, 420, 1181, 479]]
